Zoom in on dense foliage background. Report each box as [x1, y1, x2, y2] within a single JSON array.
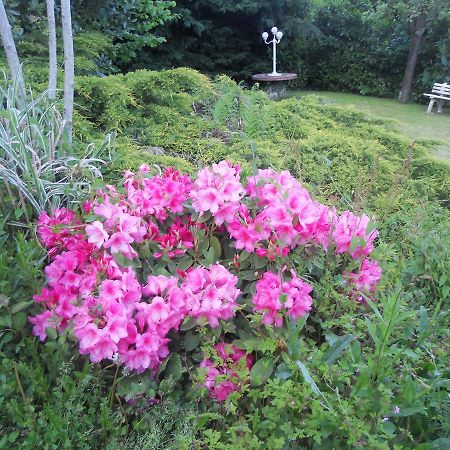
[[1, 0, 449, 98]]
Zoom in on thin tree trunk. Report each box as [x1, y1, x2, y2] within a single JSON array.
[[0, 0, 26, 105], [47, 0, 57, 100], [398, 12, 427, 103], [61, 0, 74, 142]]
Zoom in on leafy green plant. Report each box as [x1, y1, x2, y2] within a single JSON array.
[[0, 77, 112, 224]]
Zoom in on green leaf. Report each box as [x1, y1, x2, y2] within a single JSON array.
[[10, 301, 33, 314], [387, 405, 425, 417], [275, 363, 292, 381], [184, 332, 202, 352], [117, 373, 156, 401], [233, 337, 267, 352], [209, 236, 222, 260], [180, 316, 197, 331], [295, 360, 322, 397], [164, 353, 182, 382], [250, 356, 277, 386], [322, 334, 355, 365], [196, 211, 211, 223], [45, 327, 57, 340]]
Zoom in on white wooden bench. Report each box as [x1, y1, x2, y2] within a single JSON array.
[[424, 82, 450, 113]]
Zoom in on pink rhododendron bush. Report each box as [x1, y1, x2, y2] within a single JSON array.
[[31, 161, 381, 402]]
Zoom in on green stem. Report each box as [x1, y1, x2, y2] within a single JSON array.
[[13, 362, 37, 430], [108, 364, 120, 410]]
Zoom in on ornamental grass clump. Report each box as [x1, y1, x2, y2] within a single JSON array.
[[31, 161, 381, 401]]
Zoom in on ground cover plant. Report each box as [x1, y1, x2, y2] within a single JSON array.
[[0, 69, 449, 449]]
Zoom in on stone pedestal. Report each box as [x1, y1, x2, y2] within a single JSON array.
[[251, 73, 298, 99]]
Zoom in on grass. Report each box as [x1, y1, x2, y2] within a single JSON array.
[[290, 90, 450, 160]]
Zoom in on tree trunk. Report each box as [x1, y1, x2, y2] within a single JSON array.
[[47, 0, 57, 100], [61, 0, 74, 142], [0, 0, 26, 105], [398, 12, 427, 103]]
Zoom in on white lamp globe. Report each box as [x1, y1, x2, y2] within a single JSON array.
[[262, 32, 269, 40], [276, 31, 283, 39], [271, 26, 278, 34]]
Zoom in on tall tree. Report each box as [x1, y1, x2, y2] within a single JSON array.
[[398, 6, 429, 102], [0, 0, 25, 103], [395, 0, 444, 102], [61, 0, 74, 142], [47, 0, 57, 99]]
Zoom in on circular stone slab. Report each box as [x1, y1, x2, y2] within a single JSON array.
[[252, 73, 298, 82]]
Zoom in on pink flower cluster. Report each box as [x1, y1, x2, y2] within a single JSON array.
[[346, 259, 382, 302], [332, 211, 378, 259], [183, 265, 240, 327], [253, 270, 314, 326], [229, 169, 333, 256], [30, 161, 382, 379], [200, 343, 253, 402], [191, 161, 244, 225]]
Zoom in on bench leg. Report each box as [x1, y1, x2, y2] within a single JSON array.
[[427, 99, 435, 113], [437, 100, 443, 114]]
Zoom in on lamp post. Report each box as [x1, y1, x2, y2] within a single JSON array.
[[262, 26, 284, 76]]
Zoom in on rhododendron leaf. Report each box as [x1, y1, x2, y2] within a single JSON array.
[[204, 247, 216, 266], [10, 301, 33, 314], [180, 317, 198, 331], [164, 353, 182, 382], [239, 270, 258, 281], [177, 258, 193, 271], [251, 254, 268, 270], [83, 214, 97, 223], [250, 356, 277, 386], [322, 334, 355, 365], [184, 332, 201, 352], [212, 323, 222, 337], [209, 236, 222, 260], [196, 212, 212, 224], [239, 251, 251, 262], [113, 253, 134, 268]]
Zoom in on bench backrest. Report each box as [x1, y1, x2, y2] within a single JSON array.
[[431, 82, 450, 97]]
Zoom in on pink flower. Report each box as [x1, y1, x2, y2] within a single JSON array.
[[85, 220, 108, 248], [252, 270, 313, 326], [346, 258, 382, 301], [104, 231, 135, 257], [29, 310, 54, 341]]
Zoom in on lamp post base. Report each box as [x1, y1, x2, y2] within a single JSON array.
[[251, 73, 298, 99]]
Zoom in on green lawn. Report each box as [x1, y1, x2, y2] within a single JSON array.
[[290, 90, 450, 160]]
